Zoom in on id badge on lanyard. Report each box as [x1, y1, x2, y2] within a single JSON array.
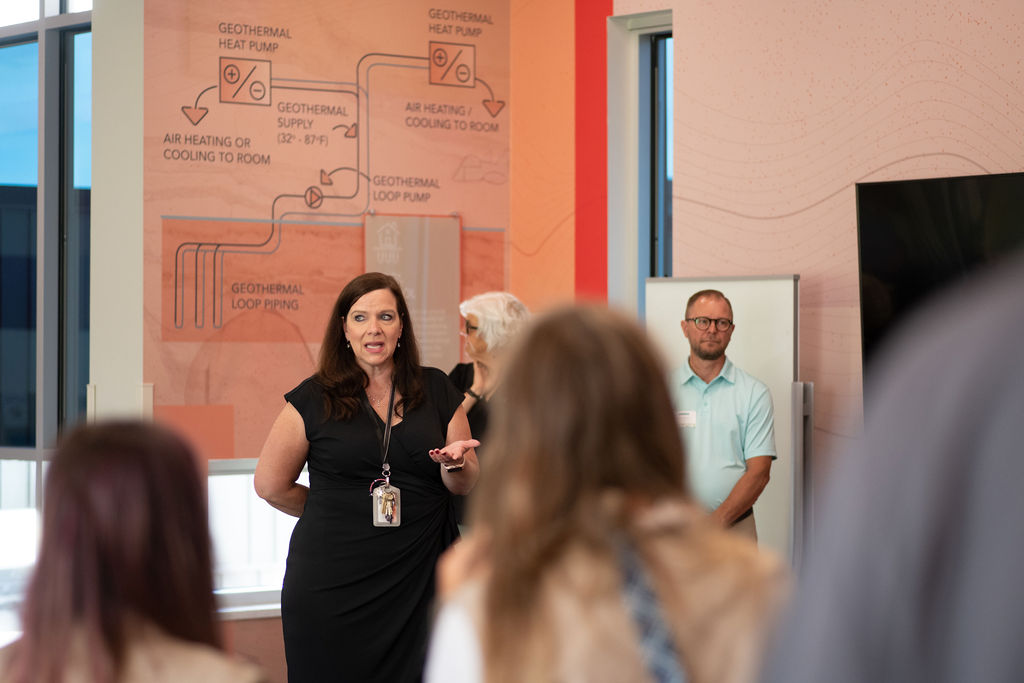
[[366, 383, 401, 527]]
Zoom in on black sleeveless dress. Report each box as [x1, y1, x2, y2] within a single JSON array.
[[281, 368, 463, 682]]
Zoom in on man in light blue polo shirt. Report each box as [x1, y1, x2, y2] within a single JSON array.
[[671, 289, 776, 540]]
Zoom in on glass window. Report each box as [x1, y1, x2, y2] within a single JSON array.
[[651, 33, 673, 278], [0, 459, 38, 647], [65, 0, 93, 14], [72, 33, 91, 189], [62, 31, 91, 425], [209, 469, 305, 598], [0, 3, 38, 29], [0, 41, 39, 448], [634, 30, 673, 314]]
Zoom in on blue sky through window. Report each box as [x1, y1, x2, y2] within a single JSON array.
[[74, 32, 92, 188], [0, 42, 38, 187], [0, 34, 91, 189]]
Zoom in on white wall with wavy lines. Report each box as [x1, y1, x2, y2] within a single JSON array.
[[616, 0, 1024, 477]]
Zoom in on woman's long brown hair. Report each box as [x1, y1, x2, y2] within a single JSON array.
[[8, 420, 221, 683], [468, 305, 688, 682], [316, 271, 424, 420]]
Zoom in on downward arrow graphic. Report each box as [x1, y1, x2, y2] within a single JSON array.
[[181, 106, 209, 126], [482, 100, 505, 117]]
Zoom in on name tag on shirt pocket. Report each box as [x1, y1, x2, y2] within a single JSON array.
[[676, 410, 697, 428]]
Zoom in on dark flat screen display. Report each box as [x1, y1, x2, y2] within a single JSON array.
[[856, 171, 1024, 371]]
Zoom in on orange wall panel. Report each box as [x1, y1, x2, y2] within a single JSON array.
[[509, 0, 577, 311]]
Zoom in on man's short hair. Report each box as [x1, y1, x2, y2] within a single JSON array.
[[685, 289, 733, 318]]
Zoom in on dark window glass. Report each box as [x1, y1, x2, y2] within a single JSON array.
[[651, 34, 673, 278], [0, 41, 39, 447], [61, 31, 91, 425], [638, 32, 673, 313]]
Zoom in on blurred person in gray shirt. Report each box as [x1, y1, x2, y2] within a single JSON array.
[[762, 250, 1024, 683]]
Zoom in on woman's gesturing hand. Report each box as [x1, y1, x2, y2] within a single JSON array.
[[429, 439, 480, 469]]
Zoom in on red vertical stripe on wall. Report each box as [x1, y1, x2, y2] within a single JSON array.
[[575, 0, 611, 300]]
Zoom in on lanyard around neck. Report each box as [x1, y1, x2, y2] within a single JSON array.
[[362, 382, 397, 477]]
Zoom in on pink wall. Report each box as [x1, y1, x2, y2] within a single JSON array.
[[615, 0, 1024, 471]]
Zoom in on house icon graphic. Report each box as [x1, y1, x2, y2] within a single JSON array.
[[374, 221, 401, 265]]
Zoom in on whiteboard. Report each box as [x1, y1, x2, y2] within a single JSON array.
[[644, 275, 799, 561]]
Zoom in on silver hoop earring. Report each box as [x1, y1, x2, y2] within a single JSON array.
[[397, 339, 401, 348], [346, 341, 351, 349]]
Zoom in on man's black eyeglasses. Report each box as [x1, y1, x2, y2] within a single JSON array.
[[685, 317, 733, 331], [464, 321, 479, 335]]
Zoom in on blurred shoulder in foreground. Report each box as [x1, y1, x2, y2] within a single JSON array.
[[762, 251, 1024, 683]]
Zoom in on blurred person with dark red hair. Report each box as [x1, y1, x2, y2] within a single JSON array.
[[0, 420, 265, 683]]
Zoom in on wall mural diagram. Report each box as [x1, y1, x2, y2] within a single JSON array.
[[146, 2, 510, 459], [171, 43, 505, 331]]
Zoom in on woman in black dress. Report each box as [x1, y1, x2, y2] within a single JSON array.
[[255, 272, 479, 682]]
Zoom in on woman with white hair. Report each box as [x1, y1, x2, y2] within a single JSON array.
[[448, 291, 529, 523]]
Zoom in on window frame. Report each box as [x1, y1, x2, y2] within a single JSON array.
[[606, 10, 673, 316]]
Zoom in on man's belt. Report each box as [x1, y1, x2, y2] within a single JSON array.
[[730, 508, 754, 526]]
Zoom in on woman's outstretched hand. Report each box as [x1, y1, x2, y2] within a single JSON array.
[[429, 439, 480, 468]]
